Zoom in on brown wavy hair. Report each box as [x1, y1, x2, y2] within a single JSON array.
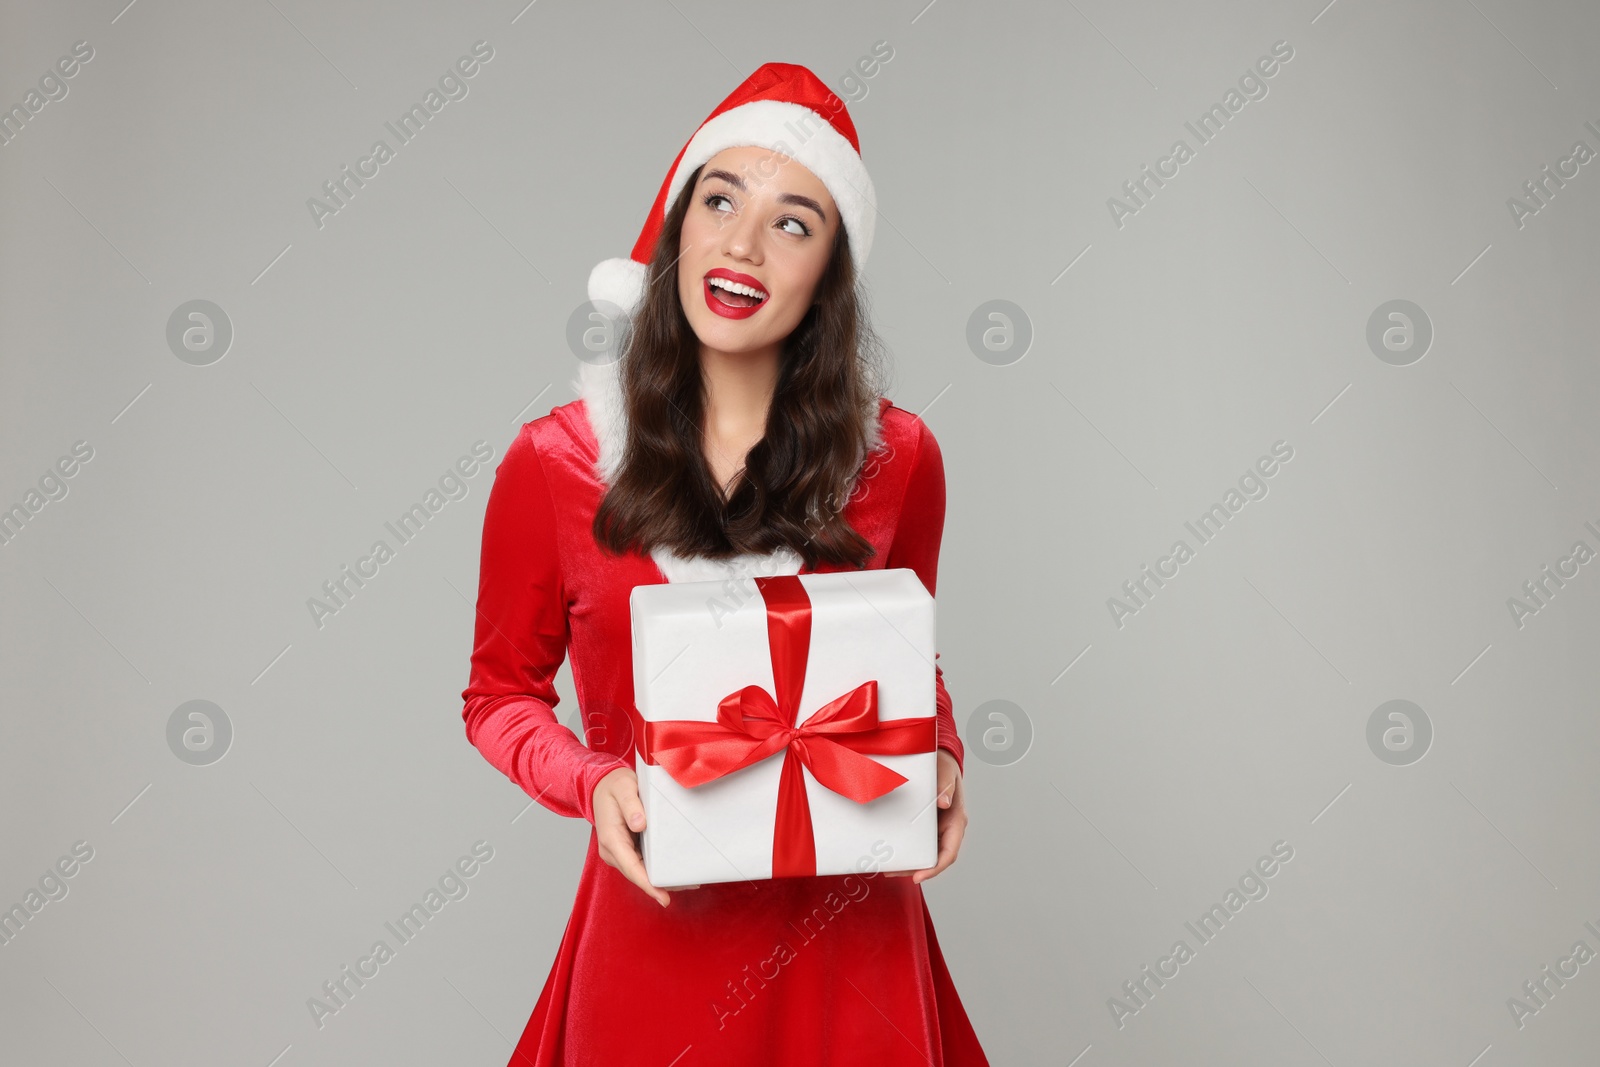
[[592, 162, 888, 569]]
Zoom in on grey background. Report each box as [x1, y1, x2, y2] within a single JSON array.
[[2, 0, 1597, 1064]]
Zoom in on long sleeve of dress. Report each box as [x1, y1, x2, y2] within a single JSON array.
[[460, 427, 630, 825], [883, 418, 966, 775]]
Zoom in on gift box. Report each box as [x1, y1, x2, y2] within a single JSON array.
[[627, 569, 940, 886]]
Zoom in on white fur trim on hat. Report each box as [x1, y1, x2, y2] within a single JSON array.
[[667, 99, 876, 272], [587, 256, 649, 318]]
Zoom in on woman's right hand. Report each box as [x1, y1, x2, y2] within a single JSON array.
[[592, 767, 679, 907]]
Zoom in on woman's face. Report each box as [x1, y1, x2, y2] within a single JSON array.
[[676, 145, 839, 359]]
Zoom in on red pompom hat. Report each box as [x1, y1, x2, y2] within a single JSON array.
[[586, 62, 878, 319]]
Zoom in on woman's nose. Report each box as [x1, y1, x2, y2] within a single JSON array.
[[720, 210, 763, 263]]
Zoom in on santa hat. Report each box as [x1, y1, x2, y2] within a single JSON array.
[[586, 62, 878, 319], [575, 61, 885, 513]]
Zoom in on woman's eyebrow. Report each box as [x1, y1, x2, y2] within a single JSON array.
[[700, 167, 828, 225]]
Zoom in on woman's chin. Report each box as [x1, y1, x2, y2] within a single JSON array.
[[687, 319, 780, 357]]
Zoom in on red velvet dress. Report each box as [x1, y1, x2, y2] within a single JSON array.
[[460, 395, 989, 1066]]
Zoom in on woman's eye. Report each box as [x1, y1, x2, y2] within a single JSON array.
[[702, 192, 810, 236]]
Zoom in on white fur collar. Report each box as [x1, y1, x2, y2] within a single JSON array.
[[572, 358, 882, 584]]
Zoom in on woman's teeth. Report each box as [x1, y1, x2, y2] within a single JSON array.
[[708, 277, 767, 307]]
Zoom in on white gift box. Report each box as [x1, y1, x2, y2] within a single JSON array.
[[628, 568, 940, 886]]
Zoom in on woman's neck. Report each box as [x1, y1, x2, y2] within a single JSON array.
[[699, 342, 780, 496]]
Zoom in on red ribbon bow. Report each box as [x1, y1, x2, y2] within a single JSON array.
[[633, 574, 934, 877]]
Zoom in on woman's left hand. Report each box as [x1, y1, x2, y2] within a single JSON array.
[[890, 749, 967, 884]]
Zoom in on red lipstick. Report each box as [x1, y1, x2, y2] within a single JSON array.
[[703, 267, 769, 320]]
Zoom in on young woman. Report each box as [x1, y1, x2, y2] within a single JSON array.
[[461, 63, 988, 1066]]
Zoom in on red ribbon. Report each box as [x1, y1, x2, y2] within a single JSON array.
[[632, 574, 934, 877]]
